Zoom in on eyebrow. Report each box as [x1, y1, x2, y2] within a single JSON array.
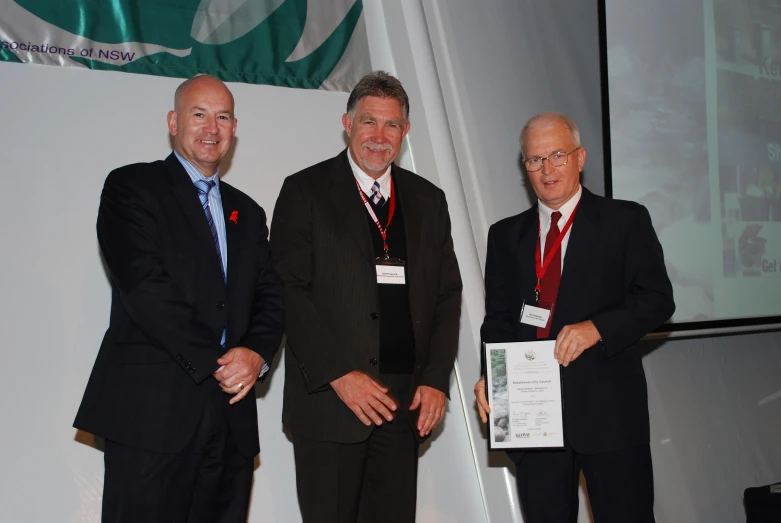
[[189, 106, 233, 116], [528, 149, 568, 158], [357, 113, 403, 126]]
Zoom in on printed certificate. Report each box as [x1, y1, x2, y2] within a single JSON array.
[[484, 341, 565, 450]]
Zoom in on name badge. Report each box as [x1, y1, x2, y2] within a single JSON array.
[[376, 260, 406, 285], [520, 302, 551, 328]]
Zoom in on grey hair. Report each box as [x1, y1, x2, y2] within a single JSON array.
[[346, 71, 410, 121], [520, 112, 581, 155]]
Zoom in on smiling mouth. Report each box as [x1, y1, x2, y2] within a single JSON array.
[[199, 140, 218, 145]]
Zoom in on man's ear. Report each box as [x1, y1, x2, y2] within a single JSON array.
[[167, 110, 178, 136], [577, 146, 586, 172], [341, 113, 352, 137]]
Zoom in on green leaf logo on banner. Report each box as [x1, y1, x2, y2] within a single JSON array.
[[0, 0, 370, 91]]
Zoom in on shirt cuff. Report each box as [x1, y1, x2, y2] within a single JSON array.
[[259, 362, 270, 378]]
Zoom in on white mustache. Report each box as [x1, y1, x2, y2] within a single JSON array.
[[362, 142, 392, 152]]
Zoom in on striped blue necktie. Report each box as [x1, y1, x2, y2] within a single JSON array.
[[370, 180, 386, 206], [194, 179, 226, 284]]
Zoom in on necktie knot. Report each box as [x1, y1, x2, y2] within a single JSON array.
[[550, 211, 562, 231], [194, 179, 216, 197], [370, 181, 386, 206]]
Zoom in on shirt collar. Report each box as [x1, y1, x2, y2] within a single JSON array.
[[174, 151, 221, 188], [347, 148, 392, 197], [538, 184, 582, 227]]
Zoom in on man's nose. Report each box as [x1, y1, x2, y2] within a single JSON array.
[[371, 125, 386, 142], [203, 116, 218, 133], [541, 157, 554, 175]]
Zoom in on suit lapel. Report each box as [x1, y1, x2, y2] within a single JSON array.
[[220, 184, 242, 293], [326, 150, 374, 262], [166, 153, 226, 281], [515, 209, 540, 340], [394, 167, 424, 271]]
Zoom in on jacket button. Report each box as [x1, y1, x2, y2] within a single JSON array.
[[215, 301, 225, 309], [370, 312, 378, 320], [369, 357, 378, 366]]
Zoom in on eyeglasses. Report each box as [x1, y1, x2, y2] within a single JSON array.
[[523, 147, 581, 172]]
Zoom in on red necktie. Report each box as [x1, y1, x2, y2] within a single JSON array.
[[537, 211, 562, 339]]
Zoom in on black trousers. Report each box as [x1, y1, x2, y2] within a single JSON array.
[[509, 443, 655, 523], [292, 373, 419, 523], [102, 383, 254, 523]]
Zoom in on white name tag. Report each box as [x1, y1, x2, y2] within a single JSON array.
[[376, 264, 406, 284], [520, 303, 551, 328]]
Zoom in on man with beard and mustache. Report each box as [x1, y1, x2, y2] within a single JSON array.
[[271, 71, 462, 523]]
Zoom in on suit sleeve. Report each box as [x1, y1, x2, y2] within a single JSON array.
[[270, 176, 354, 392], [590, 205, 675, 356], [479, 224, 520, 377], [418, 192, 463, 395], [97, 171, 222, 384], [237, 207, 285, 369]]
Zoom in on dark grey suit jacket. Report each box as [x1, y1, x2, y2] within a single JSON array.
[[271, 150, 463, 443]]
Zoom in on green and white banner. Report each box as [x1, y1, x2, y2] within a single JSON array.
[[0, 0, 371, 91]]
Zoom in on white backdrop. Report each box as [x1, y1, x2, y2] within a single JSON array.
[[2, 2, 781, 523]]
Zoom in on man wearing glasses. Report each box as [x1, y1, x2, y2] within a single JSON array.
[[474, 112, 674, 522]]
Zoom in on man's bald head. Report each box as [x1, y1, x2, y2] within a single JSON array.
[[520, 112, 581, 157], [173, 74, 235, 113]]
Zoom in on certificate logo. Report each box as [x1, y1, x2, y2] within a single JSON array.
[[524, 349, 536, 361]]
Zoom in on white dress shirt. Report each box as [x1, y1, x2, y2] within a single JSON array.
[[538, 184, 583, 271], [348, 150, 392, 200]]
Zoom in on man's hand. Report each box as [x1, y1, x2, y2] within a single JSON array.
[[331, 371, 397, 426], [554, 320, 601, 367], [409, 385, 446, 437], [214, 347, 264, 405], [473, 376, 491, 424]]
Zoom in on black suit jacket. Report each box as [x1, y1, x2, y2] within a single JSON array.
[[74, 153, 284, 456], [481, 187, 674, 454], [271, 150, 463, 443]]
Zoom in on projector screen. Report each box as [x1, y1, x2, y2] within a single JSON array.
[[604, 0, 781, 329]]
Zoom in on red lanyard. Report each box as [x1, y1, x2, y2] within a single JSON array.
[[355, 178, 396, 258], [535, 203, 579, 302]]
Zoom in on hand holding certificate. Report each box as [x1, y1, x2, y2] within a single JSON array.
[[484, 341, 564, 450]]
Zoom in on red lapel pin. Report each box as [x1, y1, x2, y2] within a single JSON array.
[[229, 210, 238, 224]]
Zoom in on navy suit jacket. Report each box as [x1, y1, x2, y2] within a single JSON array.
[[74, 153, 284, 456], [481, 187, 674, 454]]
